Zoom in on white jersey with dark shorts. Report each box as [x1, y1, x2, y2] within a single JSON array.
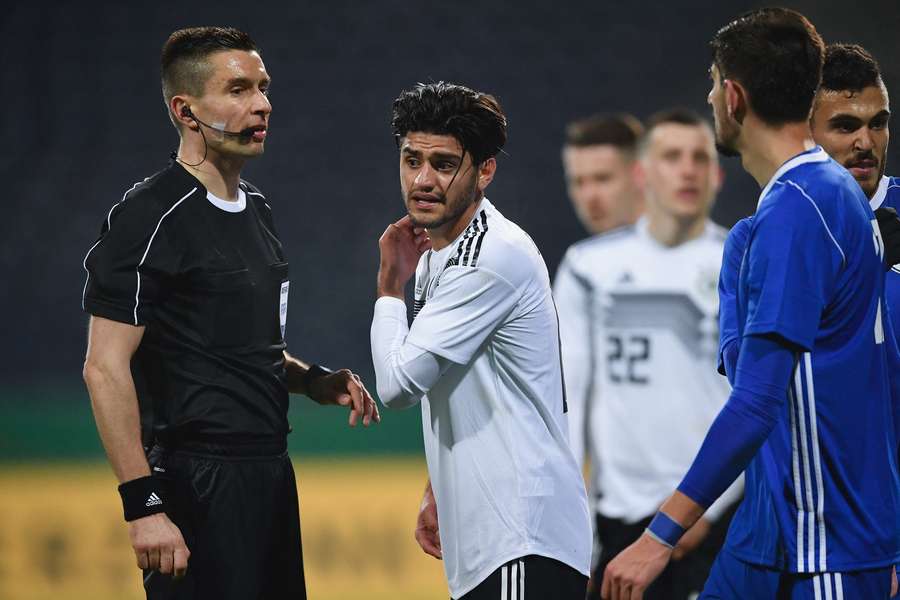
[[371, 197, 591, 599]]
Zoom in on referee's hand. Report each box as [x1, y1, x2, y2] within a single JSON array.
[[129, 512, 190, 578], [308, 369, 381, 427]]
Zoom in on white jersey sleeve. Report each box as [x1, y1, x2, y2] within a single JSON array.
[[553, 251, 595, 471], [406, 266, 521, 364], [370, 297, 453, 409]]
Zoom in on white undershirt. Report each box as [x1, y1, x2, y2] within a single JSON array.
[[206, 188, 247, 213]]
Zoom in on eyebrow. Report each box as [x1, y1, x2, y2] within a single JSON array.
[[224, 76, 271, 88], [828, 109, 891, 124], [401, 147, 462, 161]]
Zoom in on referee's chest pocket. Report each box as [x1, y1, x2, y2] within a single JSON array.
[[191, 263, 289, 348], [192, 268, 256, 347]]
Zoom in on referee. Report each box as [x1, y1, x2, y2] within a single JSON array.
[[81, 27, 378, 599]]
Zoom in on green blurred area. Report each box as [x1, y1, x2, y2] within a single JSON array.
[[0, 382, 423, 461]]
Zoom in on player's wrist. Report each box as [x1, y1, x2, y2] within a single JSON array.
[[304, 363, 333, 398], [376, 265, 410, 298], [118, 475, 168, 522], [644, 511, 686, 549]]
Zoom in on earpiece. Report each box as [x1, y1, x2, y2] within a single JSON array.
[[181, 105, 193, 118]]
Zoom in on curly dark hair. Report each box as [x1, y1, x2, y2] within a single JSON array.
[[710, 8, 824, 125], [391, 82, 508, 165], [821, 43, 882, 93]]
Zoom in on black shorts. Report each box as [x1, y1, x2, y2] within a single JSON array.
[[459, 555, 588, 600], [143, 441, 306, 600]]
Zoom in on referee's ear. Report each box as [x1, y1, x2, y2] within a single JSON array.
[[170, 96, 199, 134], [476, 157, 497, 193]]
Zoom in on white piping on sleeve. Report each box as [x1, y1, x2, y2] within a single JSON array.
[[132, 187, 197, 325]]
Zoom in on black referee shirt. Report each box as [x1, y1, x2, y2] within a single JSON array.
[[83, 160, 291, 444]]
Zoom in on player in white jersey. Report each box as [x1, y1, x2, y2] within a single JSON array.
[[371, 82, 592, 599], [562, 113, 645, 236], [555, 109, 742, 600]]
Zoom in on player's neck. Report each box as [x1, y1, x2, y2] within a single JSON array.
[[176, 140, 246, 201], [740, 120, 816, 190], [428, 197, 482, 251], [646, 211, 706, 247]]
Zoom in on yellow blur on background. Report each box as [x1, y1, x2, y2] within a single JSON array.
[[0, 456, 448, 600]]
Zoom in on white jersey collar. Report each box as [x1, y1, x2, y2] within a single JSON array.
[[635, 215, 714, 247], [206, 188, 247, 213], [757, 146, 829, 209], [869, 175, 891, 210], [445, 196, 490, 245]]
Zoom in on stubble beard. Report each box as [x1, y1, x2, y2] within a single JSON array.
[[406, 177, 479, 230]]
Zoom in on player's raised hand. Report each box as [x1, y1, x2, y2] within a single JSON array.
[[601, 533, 671, 600], [129, 512, 190, 578], [309, 369, 381, 427], [378, 215, 432, 298], [414, 481, 442, 559]]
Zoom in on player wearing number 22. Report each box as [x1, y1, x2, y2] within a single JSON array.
[[555, 109, 741, 599], [603, 9, 900, 599]]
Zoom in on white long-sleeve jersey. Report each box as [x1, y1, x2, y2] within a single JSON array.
[[371, 198, 591, 598], [554, 218, 742, 524]]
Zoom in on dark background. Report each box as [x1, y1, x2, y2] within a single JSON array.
[[1, 0, 898, 456]]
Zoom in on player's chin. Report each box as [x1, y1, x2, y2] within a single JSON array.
[[855, 175, 879, 197], [406, 207, 443, 229]]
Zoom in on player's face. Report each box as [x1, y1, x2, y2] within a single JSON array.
[[562, 145, 640, 235], [811, 84, 890, 198], [708, 64, 740, 157], [399, 132, 486, 233], [191, 50, 272, 158], [641, 123, 720, 221]]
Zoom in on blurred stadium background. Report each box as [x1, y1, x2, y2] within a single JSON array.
[[1, 1, 897, 598]]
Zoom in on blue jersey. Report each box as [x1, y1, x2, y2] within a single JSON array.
[[871, 175, 900, 340], [723, 147, 900, 573], [717, 216, 752, 377]]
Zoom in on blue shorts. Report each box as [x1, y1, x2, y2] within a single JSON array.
[[700, 550, 894, 599]]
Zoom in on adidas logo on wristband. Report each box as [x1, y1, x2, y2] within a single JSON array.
[[145, 493, 163, 507]]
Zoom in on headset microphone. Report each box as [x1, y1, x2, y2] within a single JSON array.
[[181, 106, 258, 139]]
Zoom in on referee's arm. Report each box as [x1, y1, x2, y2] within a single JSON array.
[[83, 315, 190, 577], [283, 351, 379, 427]]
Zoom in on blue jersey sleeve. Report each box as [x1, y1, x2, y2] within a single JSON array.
[[678, 334, 796, 509], [743, 184, 845, 350], [718, 217, 753, 377]]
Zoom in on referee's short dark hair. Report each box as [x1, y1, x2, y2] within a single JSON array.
[[161, 27, 259, 126], [710, 7, 824, 126], [391, 82, 508, 165], [821, 43, 883, 93], [564, 114, 643, 159]]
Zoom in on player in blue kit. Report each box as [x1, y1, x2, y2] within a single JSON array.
[[810, 43, 900, 334], [602, 9, 900, 600], [721, 43, 900, 383]]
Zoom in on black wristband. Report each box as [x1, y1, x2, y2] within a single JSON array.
[[118, 475, 167, 522], [306, 363, 333, 385]]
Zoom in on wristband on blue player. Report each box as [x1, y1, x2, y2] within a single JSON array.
[[645, 511, 686, 549]]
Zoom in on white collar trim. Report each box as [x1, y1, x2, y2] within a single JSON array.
[[206, 188, 247, 213], [758, 146, 829, 209], [869, 175, 891, 210]]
